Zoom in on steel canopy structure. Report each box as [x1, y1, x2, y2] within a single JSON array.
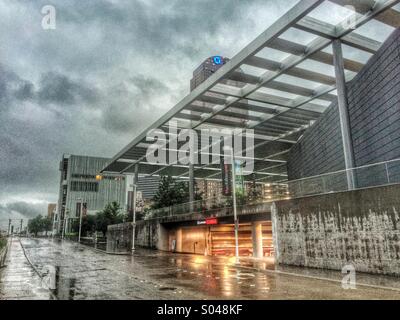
[[101, 0, 400, 185]]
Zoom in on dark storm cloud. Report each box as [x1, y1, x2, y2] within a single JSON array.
[[37, 72, 98, 105], [56, 0, 251, 53], [101, 75, 170, 133], [0, 0, 296, 220], [0, 202, 46, 219], [14, 80, 35, 101], [0, 64, 27, 105], [0, 65, 98, 107]]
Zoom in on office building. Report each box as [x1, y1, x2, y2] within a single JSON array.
[[56, 154, 126, 234]]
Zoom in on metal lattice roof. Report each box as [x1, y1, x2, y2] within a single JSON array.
[[101, 0, 400, 183]]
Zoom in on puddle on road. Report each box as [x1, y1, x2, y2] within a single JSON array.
[[159, 287, 177, 291]]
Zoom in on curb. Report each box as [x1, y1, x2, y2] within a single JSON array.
[[17, 238, 58, 300], [60, 238, 132, 256]]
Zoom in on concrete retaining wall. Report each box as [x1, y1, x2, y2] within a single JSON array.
[[135, 221, 169, 251], [107, 221, 169, 253], [106, 223, 133, 253], [272, 184, 400, 276]]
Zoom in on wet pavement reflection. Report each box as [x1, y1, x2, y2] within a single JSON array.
[[1, 237, 400, 300]]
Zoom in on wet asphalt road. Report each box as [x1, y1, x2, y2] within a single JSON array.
[[1, 237, 400, 300]]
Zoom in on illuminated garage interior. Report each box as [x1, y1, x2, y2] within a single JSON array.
[[168, 220, 273, 258]]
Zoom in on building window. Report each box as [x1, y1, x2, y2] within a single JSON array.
[[71, 174, 125, 181], [70, 181, 99, 192]]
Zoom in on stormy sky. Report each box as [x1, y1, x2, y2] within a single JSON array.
[[0, 0, 300, 228]]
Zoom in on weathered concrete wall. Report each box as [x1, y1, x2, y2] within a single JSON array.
[[106, 223, 133, 253], [107, 221, 169, 253], [135, 221, 168, 251], [273, 184, 400, 276]]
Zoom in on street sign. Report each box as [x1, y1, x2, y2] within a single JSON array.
[[220, 157, 232, 196], [235, 160, 245, 197], [197, 218, 218, 225]]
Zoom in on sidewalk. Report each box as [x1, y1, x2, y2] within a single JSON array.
[[0, 238, 52, 300]]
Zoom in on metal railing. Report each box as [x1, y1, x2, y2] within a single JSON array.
[[144, 193, 290, 220], [145, 196, 231, 220], [287, 158, 400, 198], [144, 158, 400, 221]]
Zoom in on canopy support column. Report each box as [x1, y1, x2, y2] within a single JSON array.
[[333, 39, 356, 190]]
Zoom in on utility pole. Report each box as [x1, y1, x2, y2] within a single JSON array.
[[131, 164, 139, 254], [231, 153, 240, 265], [62, 216, 66, 239], [131, 184, 137, 253], [62, 209, 69, 240], [20, 219, 23, 236], [52, 210, 57, 239], [8, 219, 11, 236], [78, 200, 84, 243]]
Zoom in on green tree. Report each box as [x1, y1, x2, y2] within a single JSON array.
[[28, 215, 44, 237], [152, 176, 203, 210], [42, 217, 53, 236], [95, 202, 124, 236], [71, 215, 96, 236]]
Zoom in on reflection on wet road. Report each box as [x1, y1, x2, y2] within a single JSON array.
[[1, 237, 400, 300]]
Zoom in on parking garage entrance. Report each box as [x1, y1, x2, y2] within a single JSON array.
[[168, 219, 274, 258]]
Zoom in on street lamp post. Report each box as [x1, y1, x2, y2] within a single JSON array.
[[224, 146, 240, 265], [78, 199, 84, 243], [62, 218, 65, 239], [52, 209, 57, 239], [131, 184, 137, 254], [62, 209, 69, 240]]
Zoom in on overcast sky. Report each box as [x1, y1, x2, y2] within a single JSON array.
[[0, 0, 300, 228]]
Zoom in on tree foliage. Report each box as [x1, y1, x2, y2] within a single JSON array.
[[28, 215, 53, 236], [71, 202, 124, 237], [151, 176, 202, 209], [95, 202, 124, 236], [71, 214, 96, 235]]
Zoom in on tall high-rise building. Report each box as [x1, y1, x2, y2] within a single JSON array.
[[190, 56, 251, 200], [190, 56, 229, 92], [47, 203, 57, 220]]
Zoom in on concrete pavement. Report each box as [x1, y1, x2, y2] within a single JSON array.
[[1, 237, 400, 300]]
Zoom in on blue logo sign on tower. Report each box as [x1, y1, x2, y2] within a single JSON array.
[[212, 56, 223, 65]]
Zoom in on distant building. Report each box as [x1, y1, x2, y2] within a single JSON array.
[[56, 154, 126, 234], [190, 57, 252, 198], [47, 203, 57, 220], [196, 179, 288, 202], [196, 179, 222, 200], [137, 176, 160, 200], [190, 56, 229, 91]]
